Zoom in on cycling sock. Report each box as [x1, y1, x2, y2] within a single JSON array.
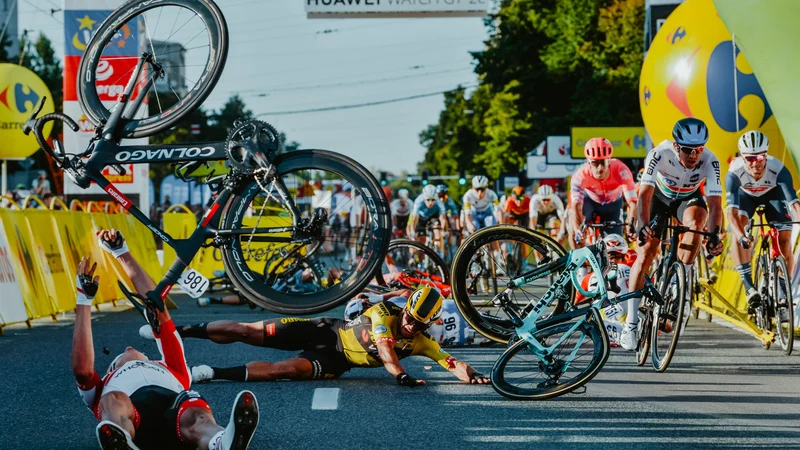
[[177, 323, 208, 339], [736, 263, 755, 291], [212, 366, 248, 382], [626, 297, 640, 326]]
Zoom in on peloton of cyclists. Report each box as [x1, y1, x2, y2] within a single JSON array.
[[568, 138, 637, 248], [625, 118, 724, 351], [463, 175, 500, 234], [725, 130, 800, 313]]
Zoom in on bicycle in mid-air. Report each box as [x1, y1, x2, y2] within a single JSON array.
[[23, 0, 391, 330], [746, 207, 795, 355]]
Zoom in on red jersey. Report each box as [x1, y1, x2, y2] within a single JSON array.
[[570, 159, 636, 205]]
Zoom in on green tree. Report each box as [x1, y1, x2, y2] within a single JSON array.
[[474, 81, 531, 179]]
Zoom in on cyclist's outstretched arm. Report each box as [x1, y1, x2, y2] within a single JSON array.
[[635, 185, 655, 237], [724, 173, 747, 242], [446, 358, 490, 384], [72, 256, 99, 385], [97, 229, 172, 324], [776, 167, 800, 221], [707, 195, 723, 232], [376, 340, 425, 387]]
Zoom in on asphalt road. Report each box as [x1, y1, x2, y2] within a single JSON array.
[[3, 297, 800, 449]]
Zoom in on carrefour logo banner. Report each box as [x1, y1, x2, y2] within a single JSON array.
[[0, 63, 54, 159], [571, 127, 647, 159]]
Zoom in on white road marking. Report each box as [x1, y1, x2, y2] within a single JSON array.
[[311, 388, 340, 410]]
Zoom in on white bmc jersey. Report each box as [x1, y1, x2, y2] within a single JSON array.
[[640, 140, 723, 200], [529, 194, 565, 218], [728, 155, 786, 197], [390, 199, 412, 217], [462, 188, 499, 213]]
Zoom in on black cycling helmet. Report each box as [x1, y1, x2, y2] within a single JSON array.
[[672, 117, 709, 147]]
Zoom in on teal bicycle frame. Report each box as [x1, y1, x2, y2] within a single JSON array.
[[491, 244, 659, 367]]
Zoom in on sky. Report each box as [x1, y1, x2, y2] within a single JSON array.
[[18, 0, 489, 173]]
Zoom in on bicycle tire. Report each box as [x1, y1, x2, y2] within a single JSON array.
[[635, 303, 652, 366], [374, 239, 450, 286], [771, 256, 794, 355], [491, 317, 609, 400], [753, 252, 772, 350], [77, 0, 228, 138], [220, 149, 390, 314], [450, 225, 570, 344], [651, 261, 686, 372]]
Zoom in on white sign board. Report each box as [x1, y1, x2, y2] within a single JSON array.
[[527, 155, 579, 180], [305, 0, 491, 18], [546, 136, 583, 165], [0, 221, 29, 325]]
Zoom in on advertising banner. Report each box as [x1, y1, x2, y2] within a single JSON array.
[[545, 136, 583, 165], [0, 219, 29, 325], [0, 64, 55, 159], [305, 0, 490, 18], [571, 127, 648, 159], [526, 155, 580, 180], [63, 2, 150, 209]]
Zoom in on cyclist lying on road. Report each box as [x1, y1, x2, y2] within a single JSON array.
[[71, 229, 259, 450], [140, 286, 490, 387]]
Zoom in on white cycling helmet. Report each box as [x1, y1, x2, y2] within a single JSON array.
[[603, 233, 628, 254], [537, 184, 554, 198], [422, 184, 438, 200], [738, 130, 769, 155], [472, 175, 489, 189], [398, 188, 409, 200]]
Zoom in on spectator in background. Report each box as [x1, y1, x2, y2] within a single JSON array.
[[31, 170, 51, 196], [14, 183, 30, 200], [162, 195, 172, 211], [1, 189, 15, 208]]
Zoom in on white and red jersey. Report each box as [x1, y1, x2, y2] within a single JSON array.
[[570, 159, 636, 205], [76, 320, 191, 419]]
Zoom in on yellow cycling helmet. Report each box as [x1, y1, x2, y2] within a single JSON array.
[[406, 286, 443, 324]]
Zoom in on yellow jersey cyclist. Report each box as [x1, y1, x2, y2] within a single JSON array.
[[529, 184, 565, 240], [463, 175, 501, 233], [568, 138, 637, 247], [625, 118, 724, 350], [143, 287, 489, 387], [726, 130, 800, 313]]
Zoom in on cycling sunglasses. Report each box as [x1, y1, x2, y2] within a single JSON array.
[[744, 153, 767, 163], [424, 198, 437, 203], [588, 159, 607, 167], [476, 187, 487, 192], [678, 145, 704, 155]]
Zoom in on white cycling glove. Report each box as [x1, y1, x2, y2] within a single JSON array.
[[98, 231, 130, 259], [76, 273, 99, 306]]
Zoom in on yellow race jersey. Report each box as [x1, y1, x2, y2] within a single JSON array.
[[338, 301, 454, 369]]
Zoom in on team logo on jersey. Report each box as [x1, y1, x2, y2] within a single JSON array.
[[689, 174, 700, 183]]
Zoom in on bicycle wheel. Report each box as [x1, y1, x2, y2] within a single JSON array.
[[771, 256, 794, 355], [78, 0, 228, 138], [450, 225, 571, 344], [753, 253, 772, 350], [491, 317, 609, 400], [651, 261, 686, 372], [375, 239, 449, 286], [635, 300, 653, 366], [220, 150, 391, 314]]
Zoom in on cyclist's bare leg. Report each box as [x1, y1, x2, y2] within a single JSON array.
[[678, 206, 708, 264], [98, 391, 138, 438], [244, 358, 314, 381], [204, 320, 266, 345], [779, 229, 794, 274], [627, 236, 660, 323], [730, 214, 752, 267]]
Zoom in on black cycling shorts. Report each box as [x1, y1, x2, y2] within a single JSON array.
[[395, 214, 410, 231], [261, 317, 351, 379], [647, 189, 708, 237], [582, 197, 624, 235], [415, 216, 440, 234], [129, 387, 206, 450], [732, 188, 792, 231], [508, 213, 528, 226], [534, 211, 559, 229]]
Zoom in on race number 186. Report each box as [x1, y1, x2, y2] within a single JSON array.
[[176, 268, 210, 298]]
